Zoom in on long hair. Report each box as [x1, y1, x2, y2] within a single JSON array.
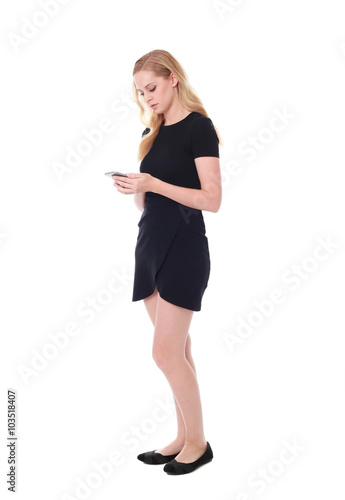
[[132, 49, 223, 162]]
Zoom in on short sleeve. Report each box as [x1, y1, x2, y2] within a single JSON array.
[[191, 117, 219, 159], [142, 127, 150, 138]]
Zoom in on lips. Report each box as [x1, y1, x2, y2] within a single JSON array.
[[151, 104, 158, 109]]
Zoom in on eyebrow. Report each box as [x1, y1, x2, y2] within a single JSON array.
[[136, 82, 156, 92]]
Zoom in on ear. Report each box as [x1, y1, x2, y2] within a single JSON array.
[[170, 72, 179, 88]]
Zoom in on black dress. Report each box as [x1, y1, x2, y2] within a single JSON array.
[[132, 111, 220, 311]]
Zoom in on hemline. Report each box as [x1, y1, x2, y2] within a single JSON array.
[[132, 286, 201, 312]]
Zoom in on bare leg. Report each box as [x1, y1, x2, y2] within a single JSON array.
[[143, 286, 198, 455], [150, 290, 207, 463]]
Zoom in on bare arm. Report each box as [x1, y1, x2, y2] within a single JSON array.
[[151, 157, 222, 213], [134, 192, 145, 212], [115, 157, 222, 213]]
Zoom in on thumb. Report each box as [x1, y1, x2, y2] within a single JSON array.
[[127, 173, 140, 179]]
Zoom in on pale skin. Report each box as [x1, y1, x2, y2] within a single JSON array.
[[114, 70, 221, 463]]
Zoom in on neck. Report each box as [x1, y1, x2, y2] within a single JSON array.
[[163, 101, 190, 126]]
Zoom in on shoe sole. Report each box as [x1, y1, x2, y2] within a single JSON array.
[[164, 456, 213, 475]]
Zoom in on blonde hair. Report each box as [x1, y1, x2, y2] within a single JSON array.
[[132, 49, 223, 162]]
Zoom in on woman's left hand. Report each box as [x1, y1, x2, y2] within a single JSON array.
[[113, 173, 155, 194]]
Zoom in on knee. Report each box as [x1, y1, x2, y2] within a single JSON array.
[[152, 344, 170, 370], [152, 341, 181, 371]]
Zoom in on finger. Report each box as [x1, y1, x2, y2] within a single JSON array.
[[116, 178, 133, 186], [115, 184, 133, 194], [114, 180, 123, 186]]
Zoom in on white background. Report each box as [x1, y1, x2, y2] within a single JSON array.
[[1, 0, 344, 498]]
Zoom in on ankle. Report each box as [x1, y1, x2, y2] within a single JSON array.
[[184, 439, 207, 449], [173, 436, 186, 447]]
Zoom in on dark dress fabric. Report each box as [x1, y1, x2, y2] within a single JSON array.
[[132, 111, 219, 311]]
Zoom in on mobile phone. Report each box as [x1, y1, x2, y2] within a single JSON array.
[[104, 171, 128, 177]]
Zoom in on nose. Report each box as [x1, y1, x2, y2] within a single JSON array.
[[143, 91, 152, 103]]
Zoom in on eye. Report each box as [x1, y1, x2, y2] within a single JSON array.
[[139, 86, 156, 97]]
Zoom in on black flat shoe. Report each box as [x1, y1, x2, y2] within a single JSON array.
[[137, 449, 181, 465], [163, 442, 213, 475]]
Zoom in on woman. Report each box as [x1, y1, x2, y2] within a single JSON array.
[[113, 49, 222, 475]]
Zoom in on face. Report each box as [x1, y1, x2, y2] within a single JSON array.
[[133, 70, 176, 115]]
